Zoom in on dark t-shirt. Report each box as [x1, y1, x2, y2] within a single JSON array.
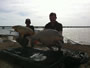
[[28, 25, 35, 32], [45, 21, 63, 32], [24, 25, 34, 37], [16, 25, 35, 47]]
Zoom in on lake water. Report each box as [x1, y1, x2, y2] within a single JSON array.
[[63, 28, 90, 45], [0, 26, 90, 45]]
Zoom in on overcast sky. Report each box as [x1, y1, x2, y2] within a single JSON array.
[[0, 0, 90, 26]]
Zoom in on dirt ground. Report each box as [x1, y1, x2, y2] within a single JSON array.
[[63, 44, 90, 68], [63, 44, 90, 56], [0, 41, 90, 68], [0, 41, 21, 50]]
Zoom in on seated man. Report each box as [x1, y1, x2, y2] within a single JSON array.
[[16, 18, 35, 48], [25, 18, 34, 32], [45, 12, 63, 35], [44, 12, 63, 43]]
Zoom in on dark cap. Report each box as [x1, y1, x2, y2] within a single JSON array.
[[25, 18, 31, 24]]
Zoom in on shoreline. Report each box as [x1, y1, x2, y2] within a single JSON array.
[[0, 41, 90, 56]]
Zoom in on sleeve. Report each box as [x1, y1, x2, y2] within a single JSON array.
[[32, 26, 35, 32], [44, 23, 49, 29], [57, 23, 63, 32], [30, 26, 35, 32]]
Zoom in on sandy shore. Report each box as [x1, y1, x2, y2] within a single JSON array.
[[0, 41, 89, 56], [0, 41, 90, 68], [0, 40, 21, 50], [63, 44, 90, 56], [63, 44, 90, 68]]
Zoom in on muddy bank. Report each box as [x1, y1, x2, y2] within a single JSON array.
[[63, 44, 90, 56], [0, 42, 90, 68]]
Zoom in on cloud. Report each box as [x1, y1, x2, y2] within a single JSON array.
[[0, 8, 12, 13], [0, 0, 90, 26], [17, 12, 29, 16]]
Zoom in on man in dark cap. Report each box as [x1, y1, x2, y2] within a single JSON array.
[[16, 18, 35, 48], [25, 18, 34, 32]]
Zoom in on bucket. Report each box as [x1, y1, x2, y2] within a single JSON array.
[[8, 36, 13, 40]]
